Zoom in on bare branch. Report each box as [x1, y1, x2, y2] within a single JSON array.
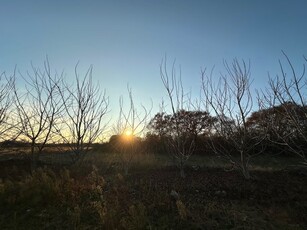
[[55, 64, 109, 163], [202, 59, 257, 179]]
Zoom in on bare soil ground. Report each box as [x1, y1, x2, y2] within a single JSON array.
[[0, 154, 306, 229]]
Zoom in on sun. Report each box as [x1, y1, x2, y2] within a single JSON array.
[[124, 130, 133, 136], [122, 129, 134, 143]]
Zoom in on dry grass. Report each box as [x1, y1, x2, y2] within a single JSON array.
[[0, 149, 306, 229]]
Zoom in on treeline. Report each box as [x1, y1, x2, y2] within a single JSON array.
[[1, 53, 307, 178], [143, 102, 307, 157]]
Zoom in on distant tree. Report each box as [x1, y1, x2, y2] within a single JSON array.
[[202, 59, 263, 179], [143, 132, 165, 154], [147, 112, 171, 138], [55, 64, 109, 163], [12, 60, 63, 170], [147, 110, 216, 154], [148, 110, 215, 139], [247, 102, 307, 155]]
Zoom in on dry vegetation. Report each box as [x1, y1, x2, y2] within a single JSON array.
[[0, 150, 306, 229]]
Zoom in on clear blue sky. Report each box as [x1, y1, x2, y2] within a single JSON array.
[[1, 0, 307, 118]]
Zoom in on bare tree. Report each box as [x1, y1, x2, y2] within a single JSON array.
[[263, 52, 307, 167], [13, 60, 63, 170], [0, 72, 15, 144], [202, 59, 263, 179], [160, 58, 196, 178], [55, 64, 109, 163], [111, 86, 151, 175], [0, 71, 14, 143]]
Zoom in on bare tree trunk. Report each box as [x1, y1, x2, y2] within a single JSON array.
[[240, 150, 250, 179], [30, 139, 37, 171], [179, 159, 185, 178]]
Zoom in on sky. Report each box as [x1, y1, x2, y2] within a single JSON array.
[[1, 0, 307, 122]]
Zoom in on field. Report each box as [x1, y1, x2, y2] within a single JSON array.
[[0, 150, 306, 229]]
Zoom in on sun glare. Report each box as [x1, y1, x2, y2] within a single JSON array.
[[122, 129, 134, 143], [125, 130, 133, 136]]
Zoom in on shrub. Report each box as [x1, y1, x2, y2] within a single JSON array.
[[121, 202, 149, 230], [0, 166, 109, 229]]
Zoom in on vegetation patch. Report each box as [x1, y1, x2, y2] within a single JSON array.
[[0, 158, 306, 229]]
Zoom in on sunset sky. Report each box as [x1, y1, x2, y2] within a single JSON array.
[[1, 0, 307, 119]]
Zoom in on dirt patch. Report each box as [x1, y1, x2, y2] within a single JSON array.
[[0, 162, 306, 229]]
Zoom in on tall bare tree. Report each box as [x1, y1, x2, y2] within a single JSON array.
[[13, 60, 63, 170], [0, 71, 14, 142], [160, 58, 197, 178], [113, 87, 150, 136], [111, 86, 151, 175], [263, 52, 307, 167], [202, 59, 263, 179], [55, 64, 109, 163]]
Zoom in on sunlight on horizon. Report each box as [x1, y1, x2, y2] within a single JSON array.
[[124, 130, 133, 136], [121, 129, 135, 143]]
